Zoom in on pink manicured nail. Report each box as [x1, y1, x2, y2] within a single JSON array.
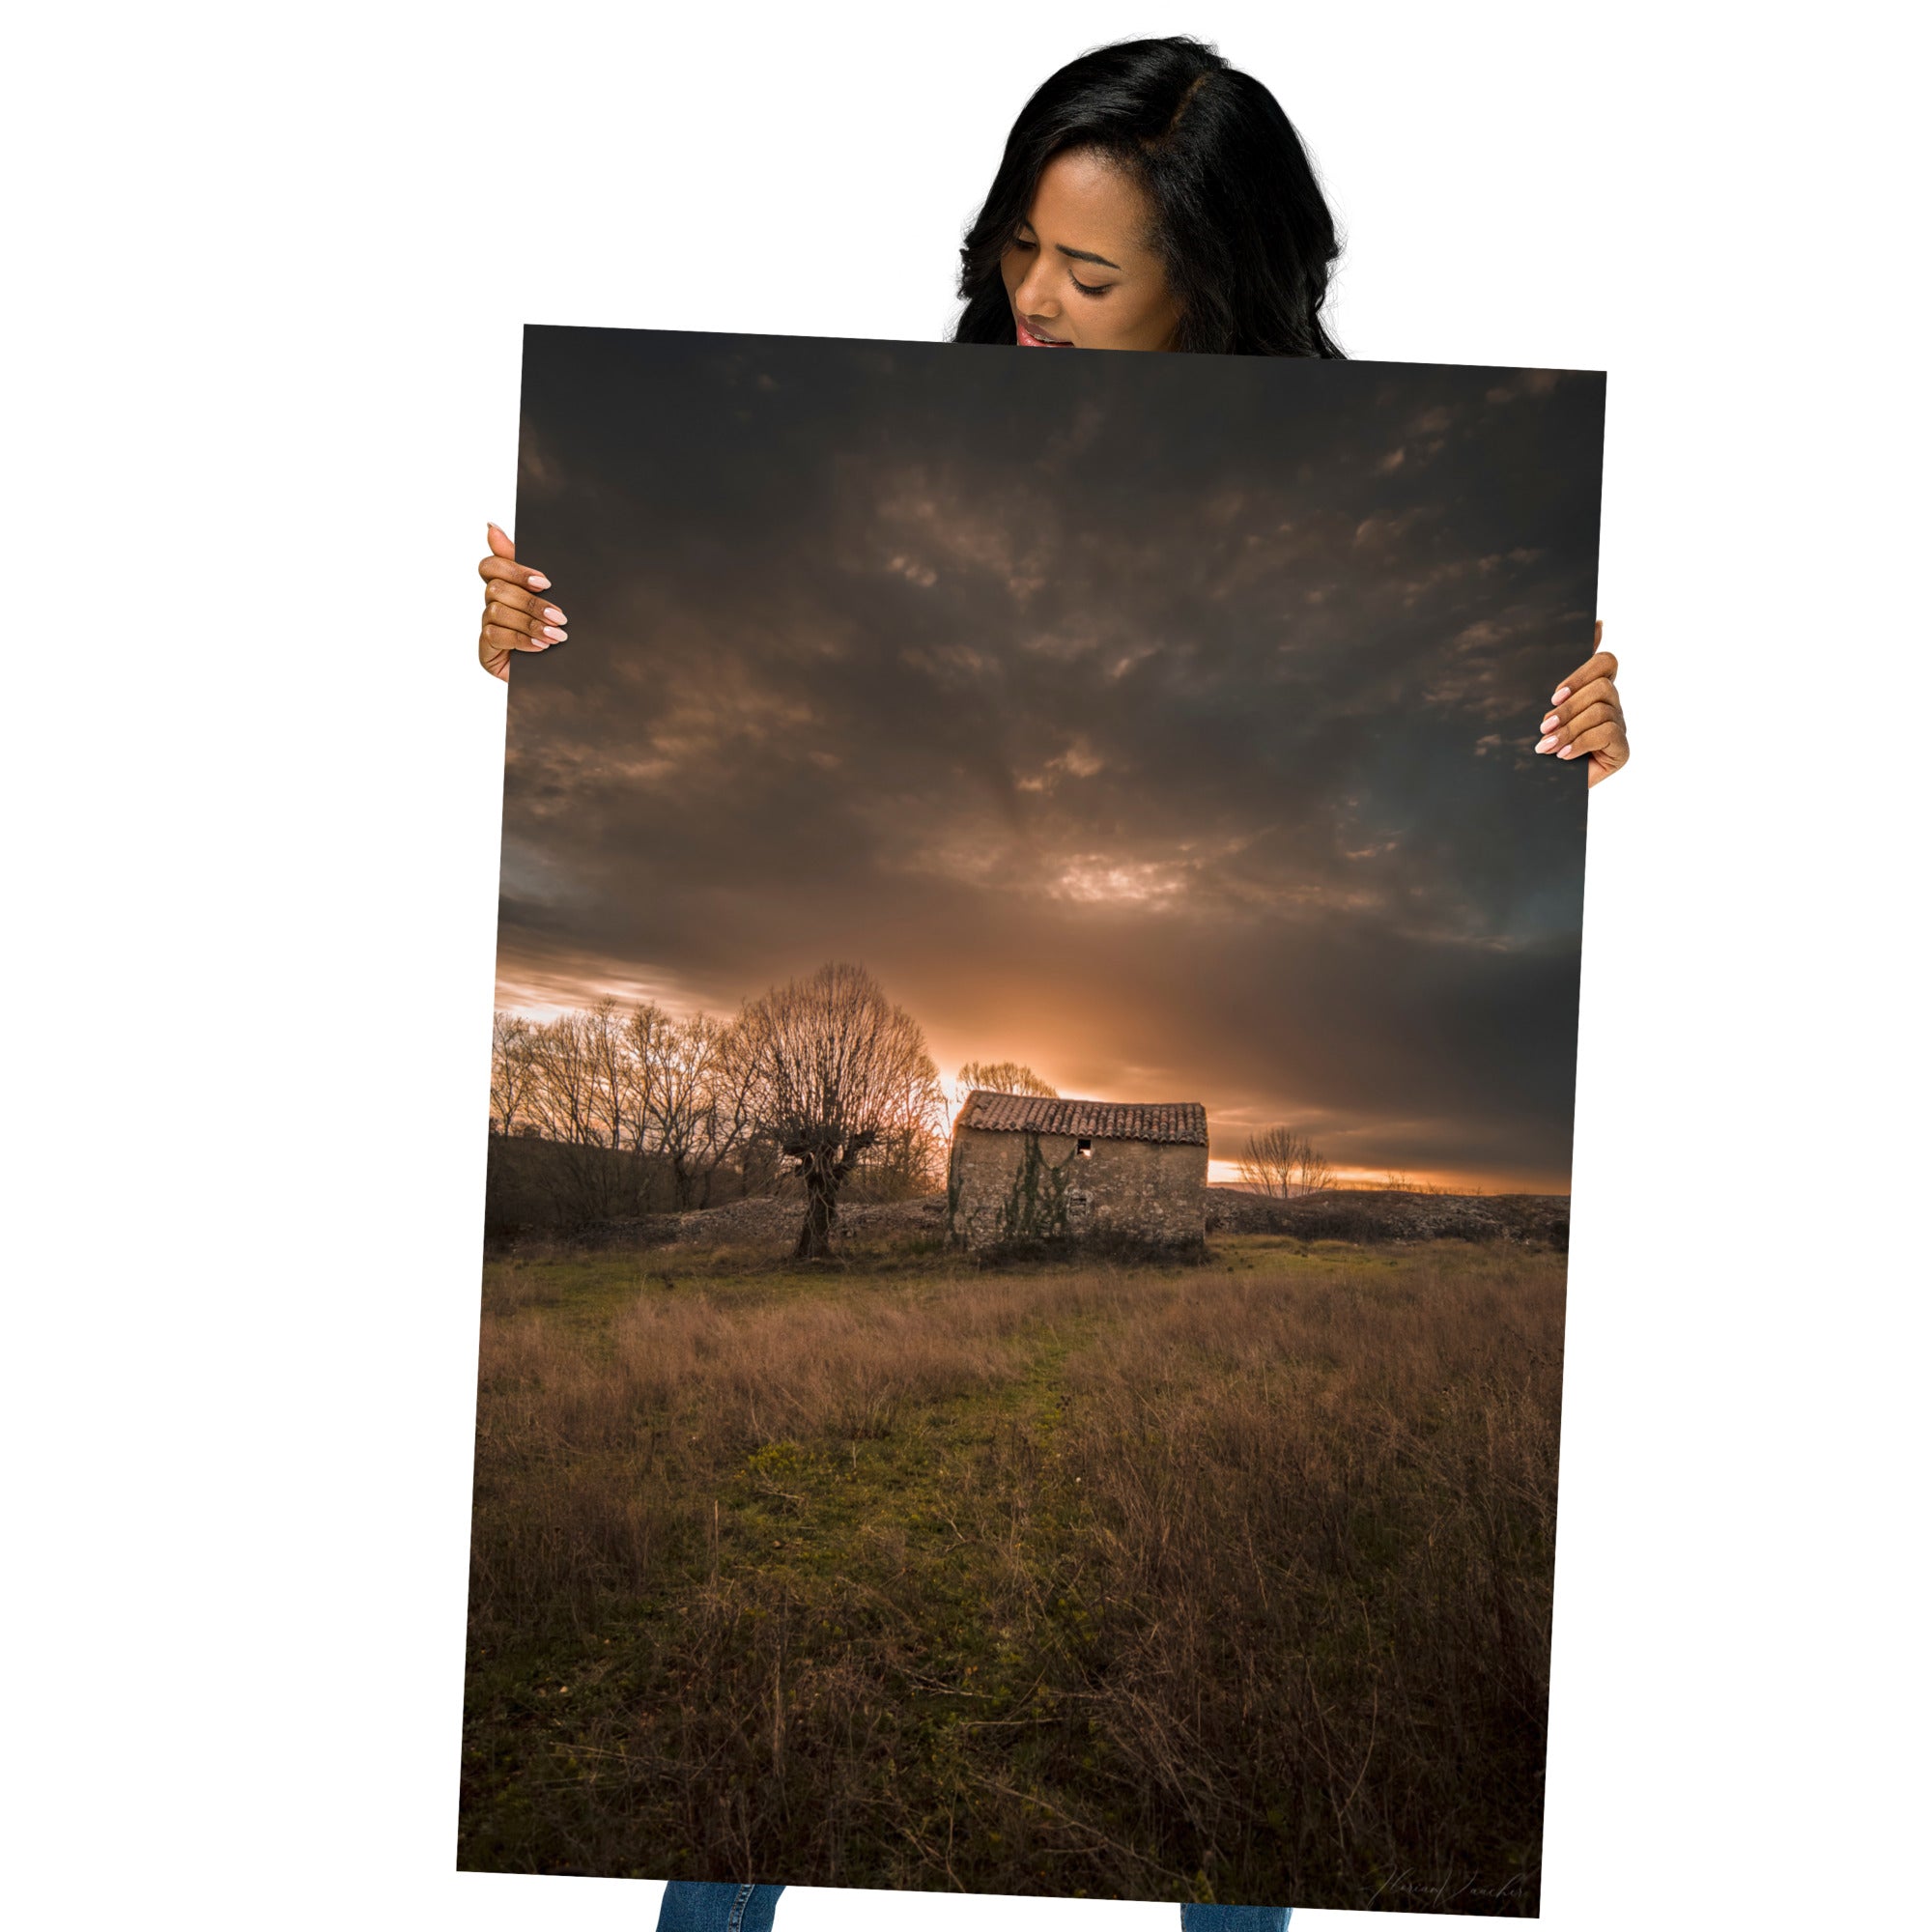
[[1556, 744, 1577, 758], [542, 625, 566, 641], [530, 640, 550, 651], [542, 607, 565, 623], [1540, 713, 1558, 732], [526, 573, 551, 589], [1550, 685, 1571, 705], [1536, 733, 1559, 753]]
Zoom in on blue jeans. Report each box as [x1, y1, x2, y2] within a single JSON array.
[[655, 1884, 1288, 1930], [656, 1885, 787, 1932]]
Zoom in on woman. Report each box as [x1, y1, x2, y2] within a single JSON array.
[[485, 38, 1621, 1932], [477, 35, 1627, 782]]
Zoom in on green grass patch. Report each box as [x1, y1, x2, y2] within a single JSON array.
[[463, 1235, 1561, 1912]]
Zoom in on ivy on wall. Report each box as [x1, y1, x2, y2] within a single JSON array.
[[994, 1130, 1076, 1245]]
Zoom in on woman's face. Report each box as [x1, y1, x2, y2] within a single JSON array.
[[1000, 149, 1181, 352]]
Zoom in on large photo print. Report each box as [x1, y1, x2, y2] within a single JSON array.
[[464, 326, 1604, 1915]]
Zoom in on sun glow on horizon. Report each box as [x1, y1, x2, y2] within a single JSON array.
[[491, 992, 1558, 1197], [1206, 1156, 1527, 1194]]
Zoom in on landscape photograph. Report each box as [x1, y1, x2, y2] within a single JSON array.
[[462, 327, 1604, 1914]]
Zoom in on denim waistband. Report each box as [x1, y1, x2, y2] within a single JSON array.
[[655, 1883, 1288, 1930]]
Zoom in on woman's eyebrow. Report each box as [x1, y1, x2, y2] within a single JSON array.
[[1057, 243, 1122, 270]]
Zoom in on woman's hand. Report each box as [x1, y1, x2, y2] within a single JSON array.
[[477, 523, 567, 681], [1536, 621, 1629, 786]]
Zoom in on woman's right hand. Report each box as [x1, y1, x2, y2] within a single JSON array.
[[477, 522, 567, 681]]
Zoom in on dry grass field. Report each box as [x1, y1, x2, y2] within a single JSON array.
[[460, 1230, 1563, 1914]]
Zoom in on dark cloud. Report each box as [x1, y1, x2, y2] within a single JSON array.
[[498, 327, 1602, 1190]]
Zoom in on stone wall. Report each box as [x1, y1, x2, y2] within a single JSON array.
[[947, 1126, 1208, 1253]]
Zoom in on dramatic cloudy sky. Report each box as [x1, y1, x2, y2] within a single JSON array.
[[497, 327, 1602, 1191]]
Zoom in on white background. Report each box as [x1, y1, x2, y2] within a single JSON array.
[[5, 3, 1924, 1929]]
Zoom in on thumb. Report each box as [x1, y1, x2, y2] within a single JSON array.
[[486, 521, 517, 560]]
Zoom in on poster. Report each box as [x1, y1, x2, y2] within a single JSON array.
[[465, 326, 1603, 1917]]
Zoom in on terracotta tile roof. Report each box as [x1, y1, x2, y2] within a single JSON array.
[[954, 1091, 1208, 1147]]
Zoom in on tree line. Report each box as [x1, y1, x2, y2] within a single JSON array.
[[490, 962, 952, 1256]]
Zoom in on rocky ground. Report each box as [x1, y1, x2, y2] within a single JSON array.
[[584, 1191, 946, 1250], [1207, 1185, 1570, 1247], [580, 1185, 1567, 1252]]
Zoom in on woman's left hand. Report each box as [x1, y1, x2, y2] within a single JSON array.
[[1536, 621, 1629, 787]]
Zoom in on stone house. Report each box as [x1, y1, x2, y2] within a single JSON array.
[[945, 1091, 1209, 1254]]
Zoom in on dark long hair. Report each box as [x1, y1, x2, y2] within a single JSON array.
[[953, 37, 1344, 358]]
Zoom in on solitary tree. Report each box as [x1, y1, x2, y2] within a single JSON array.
[[1236, 1125, 1335, 1199], [736, 962, 944, 1259]]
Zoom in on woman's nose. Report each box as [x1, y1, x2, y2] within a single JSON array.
[[1014, 261, 1061, 319]]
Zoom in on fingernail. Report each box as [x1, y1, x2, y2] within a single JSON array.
[[530, 640, 550, 651], [1539, 713, 1558, 732], [527, 573, 551, 589], [1550, 686, 1571, 705], [1536, 733, 1559, 753], [543, 607, 565, 623], [542, 626, 566, 641], [1556, 744, 1577, 758]]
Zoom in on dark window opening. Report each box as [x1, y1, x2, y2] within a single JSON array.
[[1077, 1137, 1094, 1157]]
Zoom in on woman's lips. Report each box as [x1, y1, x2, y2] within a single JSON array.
[[1015, 315, 1071, 347]]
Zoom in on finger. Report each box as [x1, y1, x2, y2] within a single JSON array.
[[1549, 648, 1618, 706], [487, 606, 568, 645], [479, 634, 512, 680], [1540, 677, 1621, 733], [481, 620, 554, 657], [486, 522, 516, 560], [1536, 698, 1616, 753], [1555, 720, 1627, 763], [486, 598, 569, 645], [1587, 739, 1629, 786], [478, 553, 553, 593], [482, 579, 569, 628]]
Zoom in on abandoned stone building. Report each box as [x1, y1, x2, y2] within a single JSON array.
[[946, 1091, 1209, 1253]]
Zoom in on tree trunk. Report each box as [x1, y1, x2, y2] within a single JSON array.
[[793, 1152, 838, 1260], [793, 1191, 834, 1259], [782, 1128, 875, 1260]]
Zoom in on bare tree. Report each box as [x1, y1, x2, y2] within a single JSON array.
[[1236, 1125, 1335, 1199], [523, 1009, 601, 1146], [505, 1004, 653, 1222], [583, 999, 624, 1149], [736, 962, 943, 1259], [620, 1002, 676, 1155], [650, 1012, 728, 1209], [955, 1060, 1059, 1098], [859, 1059, 951, 1201], [490, 1011, 535, 1136], [701, 1018, 772, 1202]]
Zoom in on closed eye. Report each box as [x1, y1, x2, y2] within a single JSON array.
[[1009, 231, 1115, 297]]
